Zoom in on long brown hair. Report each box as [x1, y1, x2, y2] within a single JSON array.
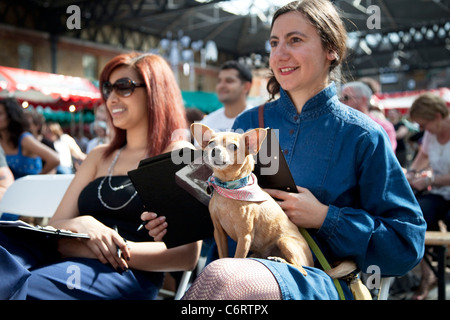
[[0, 97, 30, 148], [267, 0, 348, 101], [99, 52, 187, 158]]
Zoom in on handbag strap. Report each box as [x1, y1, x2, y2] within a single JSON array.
[[299, 228, 346, 300], [258, 104, 346, 300], [258, 104, 265, 128]]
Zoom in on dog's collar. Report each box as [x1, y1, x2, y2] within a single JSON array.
[[207, 174, 251, 190], [207, 173, 271, 202]]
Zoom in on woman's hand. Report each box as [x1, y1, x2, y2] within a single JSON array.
[[265, 186, 329, 229], [140, 211, 167, 241], [56, 216, 130, 271], [407, 169, 433, 191], [409, 176, 430, 192]]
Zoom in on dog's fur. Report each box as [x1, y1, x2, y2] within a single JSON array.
[[191, 123, 314, 276]]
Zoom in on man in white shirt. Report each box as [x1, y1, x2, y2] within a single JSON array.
[[200, 61, 254, 132]]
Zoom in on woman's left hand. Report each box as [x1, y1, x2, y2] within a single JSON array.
[[265, 186, 329, 229]]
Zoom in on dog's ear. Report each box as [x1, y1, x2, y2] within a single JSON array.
[[243, 128, 267, 155], [190, 123, 214, 149]]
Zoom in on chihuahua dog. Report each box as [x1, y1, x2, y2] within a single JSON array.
[[191, 123, 314, 276]]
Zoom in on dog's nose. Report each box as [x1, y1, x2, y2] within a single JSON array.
[[211, 147, 221, 158]]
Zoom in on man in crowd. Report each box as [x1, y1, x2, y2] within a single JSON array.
[[200, 60, 254, 132], [341, 81, 397, 151]]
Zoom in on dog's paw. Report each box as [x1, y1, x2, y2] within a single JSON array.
[[267, 256, 288, 264], [267, 256, 308, 276]]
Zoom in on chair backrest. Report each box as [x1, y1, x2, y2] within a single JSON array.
[[0, 174, 74, 218]]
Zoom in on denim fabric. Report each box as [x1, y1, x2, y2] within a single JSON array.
[[0, 246, 30, 300], [233, 83, 426, 278], [0, 230, 163, 300], [254, 259, 352, 300]]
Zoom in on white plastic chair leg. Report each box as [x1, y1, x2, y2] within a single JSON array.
[[377, 277, 394, 300], [174, 270, 193, 300]]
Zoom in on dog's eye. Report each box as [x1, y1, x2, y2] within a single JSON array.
[[227, 144, 238, 151]]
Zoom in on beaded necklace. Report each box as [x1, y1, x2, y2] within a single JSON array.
[[97, 147, 137, 210]]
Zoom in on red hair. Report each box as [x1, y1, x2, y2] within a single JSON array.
[[99, 52, 187, 158]]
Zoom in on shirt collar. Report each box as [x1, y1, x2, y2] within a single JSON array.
[[278, 83, 338, 122]]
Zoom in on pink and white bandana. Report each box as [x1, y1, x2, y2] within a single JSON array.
[[207, 173, 271, 202]]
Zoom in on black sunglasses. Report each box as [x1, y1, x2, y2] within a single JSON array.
[[340, 95, 361, 101], [102, 78, 146, 100]]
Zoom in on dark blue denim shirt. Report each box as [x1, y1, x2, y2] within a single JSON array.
[[233, 83, 426, 277]]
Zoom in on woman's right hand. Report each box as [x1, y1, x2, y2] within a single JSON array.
[[55, 216, 130, 271], [140, 211, 167, 241]]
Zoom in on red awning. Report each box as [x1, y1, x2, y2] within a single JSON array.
[[0, 66, 102, 110], [376, 87, 450, 112]]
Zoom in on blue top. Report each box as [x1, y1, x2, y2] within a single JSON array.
[[6, 132, 43, 179], [233, 83, 426, 277]]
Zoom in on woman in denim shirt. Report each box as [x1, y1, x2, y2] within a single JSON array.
[[150, 0, 426, 300]]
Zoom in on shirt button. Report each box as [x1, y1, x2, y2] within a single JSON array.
[[283, 149, 289, 155], [293, 115, 299, 121], [289, 129, 295, 135]]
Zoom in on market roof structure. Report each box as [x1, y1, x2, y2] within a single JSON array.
[[0, 0, 448, 78]]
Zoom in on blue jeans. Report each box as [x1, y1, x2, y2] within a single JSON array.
[[0, 230, 163, 300], [416, 193, 450, 231]]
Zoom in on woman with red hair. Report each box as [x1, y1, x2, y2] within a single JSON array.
[[0, 52, 200, 299]]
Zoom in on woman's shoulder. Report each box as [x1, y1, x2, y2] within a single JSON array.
[[87, 144, 109, 157], [19, 131, 34, 143], [333, 103, 382, 135], [20, 131, 33, 138], [83, 144, 110, 165], [74, 144, 109, 178]]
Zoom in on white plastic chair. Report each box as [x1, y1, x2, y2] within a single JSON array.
[[174, 270, 193, 300], [0, 174, 74, 218]]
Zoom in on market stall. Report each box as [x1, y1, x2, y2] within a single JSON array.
[[0, 65, 101, 111], [376, 87, 450, 114]]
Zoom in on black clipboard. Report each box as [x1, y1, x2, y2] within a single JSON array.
[[128, 148, 214, 248], [254, 128, 298, 193], [0, 220, 90, 239]]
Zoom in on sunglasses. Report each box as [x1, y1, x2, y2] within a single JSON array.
[[102, 78, 146, 100], [340, 95, 361, 101]]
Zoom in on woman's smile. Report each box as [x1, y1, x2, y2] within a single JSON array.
[[279, 66, 299, 76]]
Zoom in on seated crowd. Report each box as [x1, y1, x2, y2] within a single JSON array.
[[0, 0, 447, 301]]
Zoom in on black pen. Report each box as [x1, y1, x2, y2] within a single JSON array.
[[136, 220, 148, 232]]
